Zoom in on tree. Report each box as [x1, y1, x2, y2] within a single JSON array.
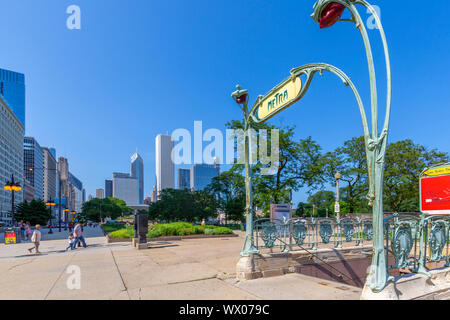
[[307, 190, 336, 217], [226, 120, 325, 213], [148, 189, 219, 223], [206, 168, 245, 223], [384, 140, 449, 212], [16, 200, 52, 225], [322, 136, 369, 213], [81, 197, 126, 222]]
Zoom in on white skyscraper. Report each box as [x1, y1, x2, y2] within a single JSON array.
[[155, 134, 174, 194]]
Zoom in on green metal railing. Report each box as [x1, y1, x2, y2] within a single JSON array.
[[253, 213, 450, 278], [253, 216, 373, 252]]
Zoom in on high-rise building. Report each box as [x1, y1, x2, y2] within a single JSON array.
[[178, 168, 190, 190], [69, 172, 83, 212], [96, 188, 105, 199], [190, 163, 220, 191], [42, 147, 57, 202], [105, 179, 113, 198], [24, 137, 44, 200], [0, 96, 24, 223], [113, 172, 139, 206], [23, 179, 35, 203], [0, 68, 25, 127], [130, 152, 144, 204], [151, 185, 157, 203], [156, 134, 174, 194]]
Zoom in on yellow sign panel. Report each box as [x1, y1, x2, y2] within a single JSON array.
[[257, 76, 302, 121], [423, 166, 450, 177]]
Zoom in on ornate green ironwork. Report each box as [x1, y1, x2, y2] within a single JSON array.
[[260, 222, 278, 249], [343, 220, 355, 243], [391, 222, 414, 269], [292, 221, 308, 245], [319, 221, 333, 244]]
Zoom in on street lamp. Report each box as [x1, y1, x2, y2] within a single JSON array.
[[311, 0, 393, 294], [45, 199, 56, 234], [334, 171, 341, 219], [70, 210, 75, 230], [63, 208, 69, 231], [4, 174, 22, 226], [231, 85, 259, 257]]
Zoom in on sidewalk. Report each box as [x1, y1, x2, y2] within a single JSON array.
[[0, 232, 362, 300]]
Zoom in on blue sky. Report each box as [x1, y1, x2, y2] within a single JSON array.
[[0, 0, 449, 204]]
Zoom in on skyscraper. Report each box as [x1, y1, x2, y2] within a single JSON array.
[[113, 172, 139, 206], [130, 152, 144, 204], [156, 134, 174, 194], [24, 137, 44, 200], [190, 162, 220, 191], [69, 172, 83, 212], [96, 188, 105, 199], [0, 68, 25, 127], [178, 168, 190, 190], [105, 179, 113, 198], [42, 147, 57, 202]]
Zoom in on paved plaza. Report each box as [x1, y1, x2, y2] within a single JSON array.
[[0, 228, 361, 300]]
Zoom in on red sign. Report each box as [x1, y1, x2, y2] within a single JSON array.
[[420, 174, 450, 214]]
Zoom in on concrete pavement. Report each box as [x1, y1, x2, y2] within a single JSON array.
[[0, 231, 362, 300]]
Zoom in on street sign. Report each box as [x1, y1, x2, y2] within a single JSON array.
[[4, 228, 16, 244], [334, 202, 340, 214], [420, 163, 450, 215], [256, 75, 303, 122]]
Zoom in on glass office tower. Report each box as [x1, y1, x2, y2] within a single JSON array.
[[130, 152, 144, 204], [178, 168, 190, 189], [0, 68, 25, 128], [190, 164, 220, 191], [24, 137, 44, 200]]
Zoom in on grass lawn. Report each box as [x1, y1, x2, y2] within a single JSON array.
[[108, 222, 233, 239]]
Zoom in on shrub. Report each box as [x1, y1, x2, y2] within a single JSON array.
[[109, 226, 134, 239]]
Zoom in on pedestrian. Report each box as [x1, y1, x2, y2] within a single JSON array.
[[66, 233, 75, 251], [26, 223, 32, 242], [19, 221, 25, 240], [28, 225, 42, 254], [72, 222, 87, 249], [68, 222, 73, 232]]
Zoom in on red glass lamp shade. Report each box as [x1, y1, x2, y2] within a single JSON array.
[[235, 94, 248, 104], [320, 2, 345, 29]]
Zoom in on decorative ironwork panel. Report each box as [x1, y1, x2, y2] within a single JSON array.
[[429, 223, 446, 262], [319, 221, 333, 244], [343, 220, 355, 242], [392, 224, 414, 269], [260, 222, 278, 248], [364, 221, 373, 241], [292, 222, 307, 245]]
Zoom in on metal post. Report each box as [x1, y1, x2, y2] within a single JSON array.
[[58, 173, 62, 233], [11, 188, 15, 226], [311, 0, 393, 293], [231, 85, 259, 257]]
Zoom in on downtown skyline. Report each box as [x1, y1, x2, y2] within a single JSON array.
[[1, 1, 449, 204]]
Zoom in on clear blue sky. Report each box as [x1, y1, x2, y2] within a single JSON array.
[[0, 1, 449, 204]]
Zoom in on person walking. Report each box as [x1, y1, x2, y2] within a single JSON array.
[[26, 223, 32, 242], [66, 233, 75, 251], [28, 225, 42, 254], [19, 221, 25, 240], [72, 222, 87, 249]]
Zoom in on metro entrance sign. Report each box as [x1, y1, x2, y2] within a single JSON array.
[[256, 75, 303, 122]]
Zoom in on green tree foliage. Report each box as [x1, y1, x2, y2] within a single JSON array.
[[148, 189, 219, 223], [384, 140, 449, 212], [322, 136, 369, 213], [226, 120, 325, 214], [81, 197, 128, 222], [16, 200, 52, 225], [307, 190, 336, 217], [206, 168, 246, 223]]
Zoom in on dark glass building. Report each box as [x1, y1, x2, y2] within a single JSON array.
[[0, 68, 25, 127], [105, 179, 113, 198], [190, 164, 220, 191], [178, 168, 190, 189], [24, 137, 44, 200]]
